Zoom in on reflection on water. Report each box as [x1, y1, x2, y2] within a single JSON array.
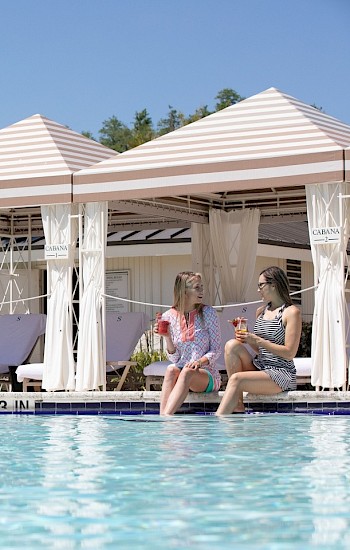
[[38, 416, 112, 548], [1, 414, 350, 548], [302, 417, 350, 547]]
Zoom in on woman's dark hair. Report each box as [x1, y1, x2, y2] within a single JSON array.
[[260, 266, 293, 306]]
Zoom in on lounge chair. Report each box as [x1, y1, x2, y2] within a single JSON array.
[[106, 311, 150, 390], [16, 311, 150, 391], [0, 314, 46, 391]]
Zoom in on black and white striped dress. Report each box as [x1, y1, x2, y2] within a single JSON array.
[[253, 303, 296, 391]]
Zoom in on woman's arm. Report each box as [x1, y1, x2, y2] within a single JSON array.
[[156, 311, 181, 363], [201, 307, 221, 366], [241, 305, 263, 353]]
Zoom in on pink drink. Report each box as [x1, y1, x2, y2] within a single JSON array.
[[158, 319, 169, 335]]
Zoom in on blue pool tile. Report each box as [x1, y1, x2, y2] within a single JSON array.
[[187, 403, 206, 413], [247, 403, 264, 412], [145, 402, 160, 412], [323, 402, 338, 409], [307, 402, 323, 409], [100, 401, 116, 412], [263, 403, 278, 412], [204, 402, 218, 413], [70, 402, 87, 413], [292, 402, 307, 410], [115, 401, 131, 412], [277, 402, 294, 412], [85, 402, 101, 412], [56, 402, 71, 411], [131, 401, 144, 411], [337, 401, 350, 408], [41, 402, 57, 413]]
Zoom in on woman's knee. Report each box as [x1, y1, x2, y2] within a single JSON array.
[[164, 364, 180, 382], [225, 338, 241, 355], [227, 372, 241, 390], [178, 367, 195, 385]]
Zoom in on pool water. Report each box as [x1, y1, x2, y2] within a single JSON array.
[[1, 414, 350, 549]]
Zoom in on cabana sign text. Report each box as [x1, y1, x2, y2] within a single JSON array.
[[45, 244, 70, 259], [311, 226, 340, 244]]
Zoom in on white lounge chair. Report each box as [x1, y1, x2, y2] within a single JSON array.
[[0, 314, 46, 391], [16, 311, 150, 391], [106, 311, 150, 391]]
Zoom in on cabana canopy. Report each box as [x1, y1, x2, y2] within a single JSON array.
[[73, 87, 350, 390], [0, 114, 116, 392], [346, 147, 350, 183], [73, 87, 350, 220], [0, 113, 116, 209]]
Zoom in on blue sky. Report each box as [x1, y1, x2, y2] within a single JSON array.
[[1, 0, 349, 139]]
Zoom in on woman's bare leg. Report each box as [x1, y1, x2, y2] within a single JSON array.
[[224, 339, 256, 412], [163, 368, 209, 416], [160, 365, 180, 414], [216, 370, 282, 415]]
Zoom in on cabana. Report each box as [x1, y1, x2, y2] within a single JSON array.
[[2, 88, 350, 393], [73, 87, 350, 391], [0, 114, 116, 390]]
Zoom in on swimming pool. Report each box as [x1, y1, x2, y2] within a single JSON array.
[[1, 414, 349, 549]]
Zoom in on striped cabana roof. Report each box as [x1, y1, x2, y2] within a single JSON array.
[[0, 114, 117, 208], [345, 146, 350, 183], [73, 87, 350, 204]]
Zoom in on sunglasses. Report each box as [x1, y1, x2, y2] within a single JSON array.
[[257, 282, 271, 290]]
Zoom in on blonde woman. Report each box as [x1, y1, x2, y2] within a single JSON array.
[[216, 266, 302, 415], [155, 271, 221, 415]]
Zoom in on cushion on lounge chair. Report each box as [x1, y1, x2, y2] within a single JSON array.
[[0, 314, 46, 390], [17, 311, 150, 392], [294, 357, 311, 382]]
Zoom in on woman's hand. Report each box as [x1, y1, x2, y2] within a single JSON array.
[[235, 330, 255, 345], [154, 320, 170, 337], [184, 360, 202, 370]]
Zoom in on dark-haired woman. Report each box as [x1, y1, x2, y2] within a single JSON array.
[[155, 271, 221, 416], [216, 266, 302, 415]]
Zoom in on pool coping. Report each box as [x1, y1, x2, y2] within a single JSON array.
[[1, 390, 350, 414]]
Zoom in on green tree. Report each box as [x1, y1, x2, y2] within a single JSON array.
[[99, 116, 133, 152], [129, 109, 155, 147], [81, 130, 96, 141], [185, 105, 212, 124], [215, 88, 245, 111], [157, 105, 186, 136]]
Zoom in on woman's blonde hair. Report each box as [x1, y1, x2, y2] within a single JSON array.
[[173, 271, 204, 317]]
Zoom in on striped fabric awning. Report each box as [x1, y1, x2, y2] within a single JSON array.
[[0, 114, 117, 208], [73, 87, 350, 204], [345, 147, 350, 182]]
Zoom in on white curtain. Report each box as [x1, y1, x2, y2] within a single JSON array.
[[306, 182, 350, 389], [191, 222, 214, 304], [75, 202, 108, 391], [41, 204, 78, 391], [192, 208, 260, 304]]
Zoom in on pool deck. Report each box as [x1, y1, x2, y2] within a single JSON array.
[[2, 390, 350, 414]]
